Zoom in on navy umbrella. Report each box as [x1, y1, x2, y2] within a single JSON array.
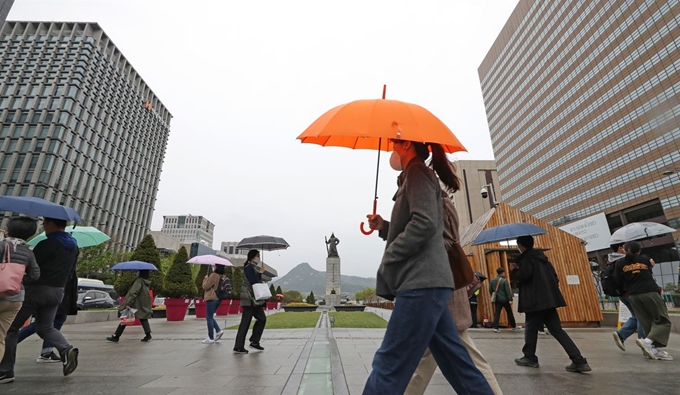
[[111, 261, 158, 271], [0, 196, 82, 222], [472, 223, 547, 246]]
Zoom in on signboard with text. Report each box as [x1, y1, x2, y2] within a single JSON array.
[[559, 212, 612, 252]]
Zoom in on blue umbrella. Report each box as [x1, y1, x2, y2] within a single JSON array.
[[472, 223, 548, 246], [111, 261, 158, 271], [0, 196, 82, 222]]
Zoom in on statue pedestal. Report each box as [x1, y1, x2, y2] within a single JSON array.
[[325, 256, 341, 306]]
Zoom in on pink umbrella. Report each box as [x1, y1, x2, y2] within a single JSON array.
[[187, 255, 233, 266]]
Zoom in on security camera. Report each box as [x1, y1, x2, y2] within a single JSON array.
[[481, 187, 489, 199]]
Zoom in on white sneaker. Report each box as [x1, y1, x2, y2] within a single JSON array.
[[612, 331, 625, 351], [215, 331, 224, 341], [202, 338, 215, 344], [636, 339, 655, 359], [493, 329, 500, 333], [652, 349, 674, 361]]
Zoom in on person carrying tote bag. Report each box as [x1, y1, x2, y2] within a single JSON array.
[[233, 250, 267, 354]]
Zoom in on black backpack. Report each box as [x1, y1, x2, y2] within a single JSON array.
[[215, 275, 232, 300], [601, 261, 621, 297]]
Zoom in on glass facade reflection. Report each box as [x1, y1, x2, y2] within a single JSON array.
[[0, 22, 172, 250]]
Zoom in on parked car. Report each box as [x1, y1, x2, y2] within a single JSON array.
[[77, 290, 115, 310]]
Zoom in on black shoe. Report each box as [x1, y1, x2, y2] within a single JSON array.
[[249, 343, 264, 351], [566, 362, 591, 373], [514, 357, 540, 368], [61, 347, 79, 377], [106, 335, 119, 343], [0, 371, 14, 384], [233, 348, 249, 354], [141, 334, 152, 342]]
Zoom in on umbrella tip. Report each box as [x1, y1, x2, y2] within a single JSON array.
[[382, 84, 386, 100]]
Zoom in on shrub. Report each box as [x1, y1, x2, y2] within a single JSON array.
[[269, 284, 277, 302], [130, 234, 164, 294], [231, 266, 243, 299], [114, 271, 137, 296], [162, 247, 197, 298], [194, 265, 210, 299]]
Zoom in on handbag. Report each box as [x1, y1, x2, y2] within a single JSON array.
[[0, 242, 26, 298], [442, 190, 475, 290], [491, 277, 502, 303], [252, 283, 272, 301]]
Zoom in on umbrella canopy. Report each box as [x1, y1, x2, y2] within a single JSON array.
[[473, 271, 488, 282], [297, 86, 467, 235], [187, 255, 233, 266], [0, 196, 82, 222], [111, 261, 158, 271], [472, 223, 548, 246], [27, 226, 109, 248], [297, 98, 467, 154], [236, 235, 290, 251], [609, 222, 676, 245]]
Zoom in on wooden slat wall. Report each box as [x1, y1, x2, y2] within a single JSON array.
[[464, 203, 603, 326]]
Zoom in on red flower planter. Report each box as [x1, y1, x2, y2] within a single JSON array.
[[119, 296, 141, 325], [266, 301, 276, 310], [165, 298, 190, 321], [229, 299, 241, 314], [194, 299, 207, 318], [216, 300, 231, 316]]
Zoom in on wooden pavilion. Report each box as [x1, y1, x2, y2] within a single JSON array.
[[460, 203, 602, 327]]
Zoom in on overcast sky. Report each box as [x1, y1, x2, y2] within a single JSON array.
[[9, 0, 517, 278]]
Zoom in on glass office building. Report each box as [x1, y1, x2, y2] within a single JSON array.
[[0, 22, 172, 250], [478, 0, 679, 284], [0, 1, 14, 28]]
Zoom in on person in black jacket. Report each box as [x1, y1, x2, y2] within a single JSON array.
[[0, 218, 80, 384], [511, 236, 590, 373]]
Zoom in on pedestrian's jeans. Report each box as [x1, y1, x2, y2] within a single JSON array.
[[363, 288, 493, 395], [523, 308, 586, 365], [205, 299, 222, 340], [0, 286, 71, 373], [617, 295, 644, 341], [18, 313, 68, 354]]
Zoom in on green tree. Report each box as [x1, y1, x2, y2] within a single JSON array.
[[283, 290, 302, 303], [77, 244, 120, 281], [114, 272, 137, 297], [231, 267, 244, 299], [275, 285, 283, 296], [162, 247, 197, 298], [224, 266, 234, 299], [268, 284, 277, 302], [308, 291, 316, 304], [194, 265, 210, 299], [355, 287, 376, 302], [130, 234, 164, 294]]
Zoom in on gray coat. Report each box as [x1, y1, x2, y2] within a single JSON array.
[[375, 160, 455, 300]]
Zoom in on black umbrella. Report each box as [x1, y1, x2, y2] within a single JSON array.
[[236, 235, 290, 251], [474, 271, 488, 282]]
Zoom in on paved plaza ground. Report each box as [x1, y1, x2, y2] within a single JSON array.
[[4, 310, 680, 395]]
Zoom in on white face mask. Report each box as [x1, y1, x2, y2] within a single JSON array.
[[389, 151, 402, 171], [252, 257, 259, 264]]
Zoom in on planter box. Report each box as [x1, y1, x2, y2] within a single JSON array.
[[283, 306, 318, 312], [165, 298, 190, 321], [229, 299, 241, 315], [266, 301, 277, 310], [194, 300, 207, 318], [334, 305, 366, 312], [216, 300, 231, 316]]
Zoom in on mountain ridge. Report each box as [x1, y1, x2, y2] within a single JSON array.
[[273, 262, 376, 295]]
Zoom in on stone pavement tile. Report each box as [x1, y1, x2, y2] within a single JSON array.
[[343, 372, 369, 385], [347, 384, 364, 395], [168, 387, 265, 395], [340, 363, 368, 374], [141, 375, 237, 388], [226, 374, 291, 388], [423, 384, 455, 395], [259, 387, 284, 395], [304, 357, 331, 374], [275, 364, 295, 375]]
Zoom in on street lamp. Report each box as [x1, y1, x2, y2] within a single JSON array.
[[481, 183, 500, 208]]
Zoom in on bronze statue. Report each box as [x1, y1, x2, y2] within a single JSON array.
[[325, 232, 340, 257]]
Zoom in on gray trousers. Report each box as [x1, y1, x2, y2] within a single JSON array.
[[0, 286, 70, 372], [629, 291, 671, 348]]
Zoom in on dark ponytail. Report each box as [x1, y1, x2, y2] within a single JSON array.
[[623, 240, 641, 263], [415, 142, 460, 192]]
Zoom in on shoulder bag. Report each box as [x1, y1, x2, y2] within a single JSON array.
[[0, 242, 27, 298]]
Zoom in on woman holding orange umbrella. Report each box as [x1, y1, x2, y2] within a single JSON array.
[[362, 139, 492, 395]]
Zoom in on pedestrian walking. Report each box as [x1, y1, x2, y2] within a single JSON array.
[[201, 265, 225, 344], [0, 218, 41, 368], [490, 267, 516, 333], [233, 250, 267, 354], [106, 270, 153, 343], [511, 235, 590, 373], [363, 139, 492, 395], [469, 289, 479, 328], [615, 241, 672, 361], [17, 267, 77, 363], [0, 217, 80, 383], [605, 243, 644, 351]]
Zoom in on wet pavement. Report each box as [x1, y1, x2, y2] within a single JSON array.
[[3, 309, 679, 394]]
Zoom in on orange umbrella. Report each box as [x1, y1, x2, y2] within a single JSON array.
[[297, 86, 467, 235]]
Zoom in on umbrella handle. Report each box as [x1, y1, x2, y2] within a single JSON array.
[[360, 200, 377, 235]]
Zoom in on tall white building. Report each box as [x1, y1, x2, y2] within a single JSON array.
[[220, 241, 248, 256], [160, 215, 214, 247]]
